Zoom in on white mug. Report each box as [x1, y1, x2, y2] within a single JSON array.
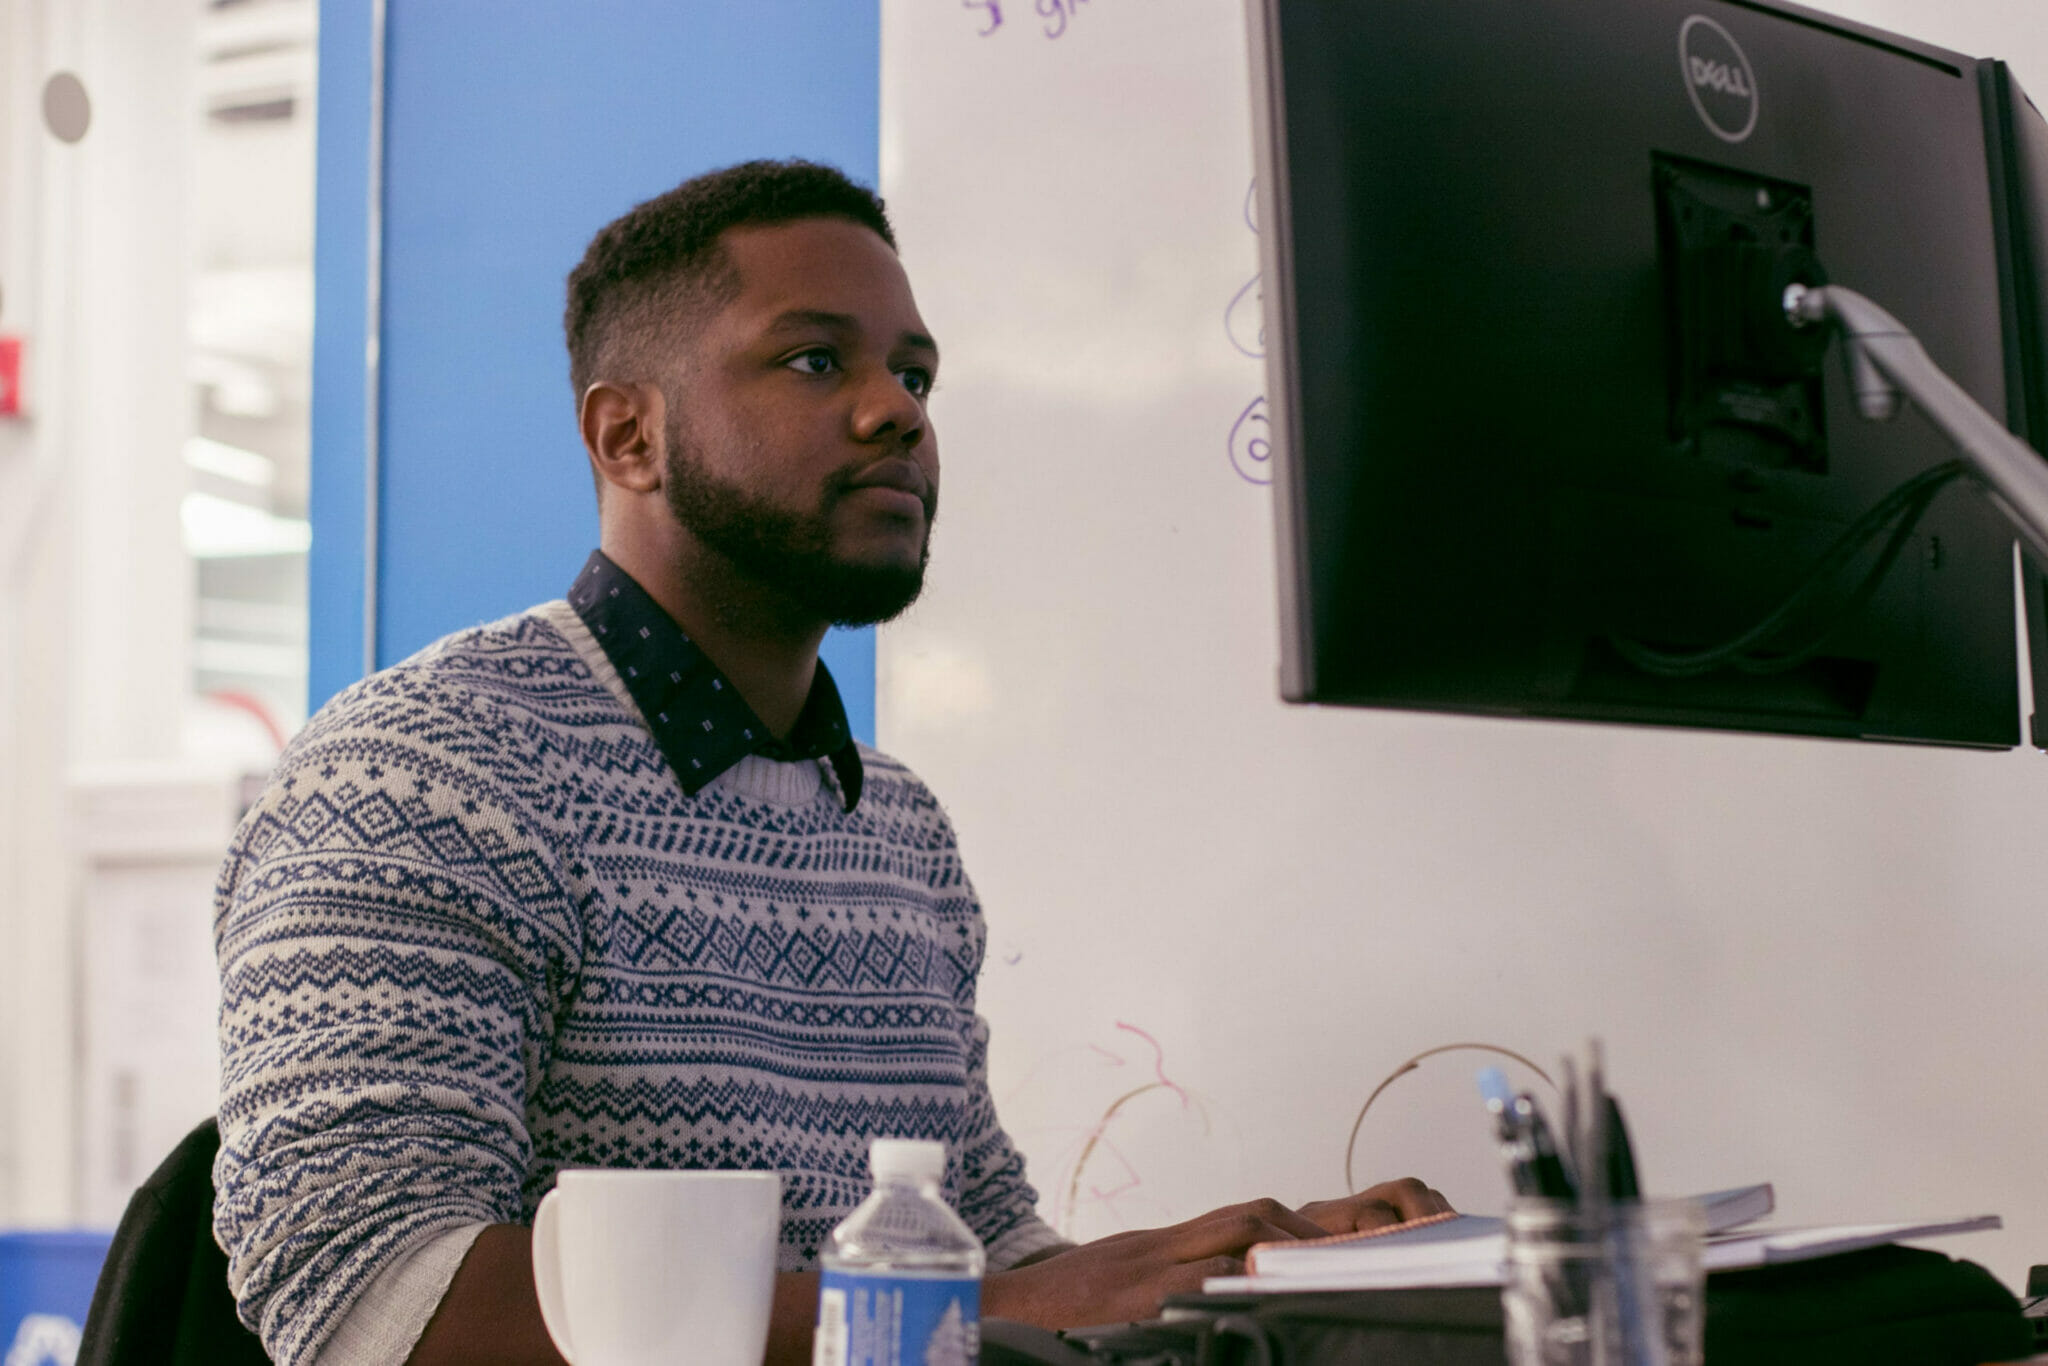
[[531, 1168, 782, 1366]]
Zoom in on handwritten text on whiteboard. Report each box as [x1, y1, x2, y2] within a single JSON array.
[[965, 0, 1103, 41]]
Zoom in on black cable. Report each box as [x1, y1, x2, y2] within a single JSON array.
[[1727, 472, 1947, 676], [1611, 460, 1971, 679], [1614, 463, 1958, 677]]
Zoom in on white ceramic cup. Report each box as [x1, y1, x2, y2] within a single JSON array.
[[531, 1168, 782, 1366]]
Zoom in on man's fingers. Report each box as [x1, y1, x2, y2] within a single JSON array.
[[1163, 1200, 1327, 1259], [1131, 1186, 1455, 1273], [1231, 1197, 1333, 1243], [1297, 1178, 1455, 1234], [1362, 1176, 1453, 1220]]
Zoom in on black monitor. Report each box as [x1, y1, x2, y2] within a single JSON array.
[[1247, 0, 2026, 748], [1985, 60, 2048, 749]]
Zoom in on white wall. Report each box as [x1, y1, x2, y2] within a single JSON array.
[[0, 0, 197, 1226], [1820, 0, 2048, 92], [878, 0, 2048, 1289]]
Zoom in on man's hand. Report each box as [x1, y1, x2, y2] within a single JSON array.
[[1296, 1177, 1453, 1236], [984, 1179, 1450, 1329]]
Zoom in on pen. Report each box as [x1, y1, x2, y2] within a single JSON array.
[[1484, 1067, 1587, 1327], [1603, 1093, 1641, 1201], [1478, 1068, 1535, 1192], [1585, 1041, 1607, 1204], [1477, 1069, 1576, 1200], [1590, 1055, 1665, 1366], [1515, 1095, 1577, 1201], [1560, 1056, 1581, 1189]]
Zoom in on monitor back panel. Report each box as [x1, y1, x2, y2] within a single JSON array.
[[1254, 0, 2020, 746]]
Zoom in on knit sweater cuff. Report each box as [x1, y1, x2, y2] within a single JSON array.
[[308, 1222, 490, 1366]]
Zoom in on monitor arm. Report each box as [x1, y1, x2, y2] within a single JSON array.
[[1784, 282, 2048, 568]]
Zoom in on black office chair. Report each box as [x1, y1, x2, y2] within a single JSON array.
[[76, 1117, 270, 1366]]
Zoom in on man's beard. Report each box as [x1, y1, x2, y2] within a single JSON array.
[[662, 419, 934, 628]]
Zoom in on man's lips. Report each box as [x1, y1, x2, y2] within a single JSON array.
[[842, 458, 934, 519], [846, 457, 931, 502]]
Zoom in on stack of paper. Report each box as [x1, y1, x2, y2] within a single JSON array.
[[1699, 1217, 2003, 1273], [1202, 1185, 2001, 1294]]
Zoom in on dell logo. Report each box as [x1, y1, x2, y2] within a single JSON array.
[[1689, 55, 1752, 99], [1680, 15, 1760, 143]]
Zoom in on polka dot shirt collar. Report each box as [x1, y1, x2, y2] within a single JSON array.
[[566, 550, 863, 811]]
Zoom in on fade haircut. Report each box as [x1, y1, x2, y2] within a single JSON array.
[[563, 159, 897, 403]]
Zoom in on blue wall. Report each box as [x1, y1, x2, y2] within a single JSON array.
[[308, 0, 375, 709], [311, 2, 881, 736]]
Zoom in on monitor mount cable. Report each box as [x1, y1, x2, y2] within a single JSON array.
[[1618, 282, 2048, 680], [1613, 458, 1967, 678]]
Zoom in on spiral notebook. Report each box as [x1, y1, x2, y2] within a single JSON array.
[[1239, 1183, 1777, 1281], [1211, 1186, 2000, 1293], [1201, 1183, 1993, 1294]]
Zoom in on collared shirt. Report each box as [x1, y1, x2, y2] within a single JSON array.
[[566, 550, 863, 810]]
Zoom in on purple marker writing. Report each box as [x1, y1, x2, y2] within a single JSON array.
[[965, 0, 1002, 37], [1229, 396, 1273, 486], [1038, 0, 1089, 40]]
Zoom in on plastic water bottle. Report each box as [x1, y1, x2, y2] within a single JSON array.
[[813, 1138, 985, 1366]]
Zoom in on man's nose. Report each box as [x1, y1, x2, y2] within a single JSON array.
[[852, 369, 926, 446]]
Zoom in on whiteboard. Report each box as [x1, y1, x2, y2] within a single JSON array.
[[878, 0, 2048, 1283]]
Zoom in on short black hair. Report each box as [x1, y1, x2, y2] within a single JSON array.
[[563, 159, 896, 400]]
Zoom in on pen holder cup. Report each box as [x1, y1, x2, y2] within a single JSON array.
[[1503, 1197, 1706, 1366]]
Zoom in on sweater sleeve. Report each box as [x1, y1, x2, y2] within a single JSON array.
[[212, 677, 581, 1366], [307, 1223, 487, 1366], [925, 802, 1068, 1269], [955, 1009, 1072, 1270]]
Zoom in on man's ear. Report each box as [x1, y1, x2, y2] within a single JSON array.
[[580, 380, 665, 496]]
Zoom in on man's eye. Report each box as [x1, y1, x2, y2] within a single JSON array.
[[785, 349, 838, 376], [898, 367, 933, 397]]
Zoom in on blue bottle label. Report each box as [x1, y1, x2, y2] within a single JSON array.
[[814, 1268, 980, 1366]]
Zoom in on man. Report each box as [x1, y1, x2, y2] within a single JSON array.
[[213, 159, 1446, 1366]]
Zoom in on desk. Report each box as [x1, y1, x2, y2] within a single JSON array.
[[1047, 1250, 2036, 1365]]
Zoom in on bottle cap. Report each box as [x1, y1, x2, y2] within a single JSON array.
[[869, 1138, 946, 1184]]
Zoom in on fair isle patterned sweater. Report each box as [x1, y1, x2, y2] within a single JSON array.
[[213, 600, 1058, 1366]]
